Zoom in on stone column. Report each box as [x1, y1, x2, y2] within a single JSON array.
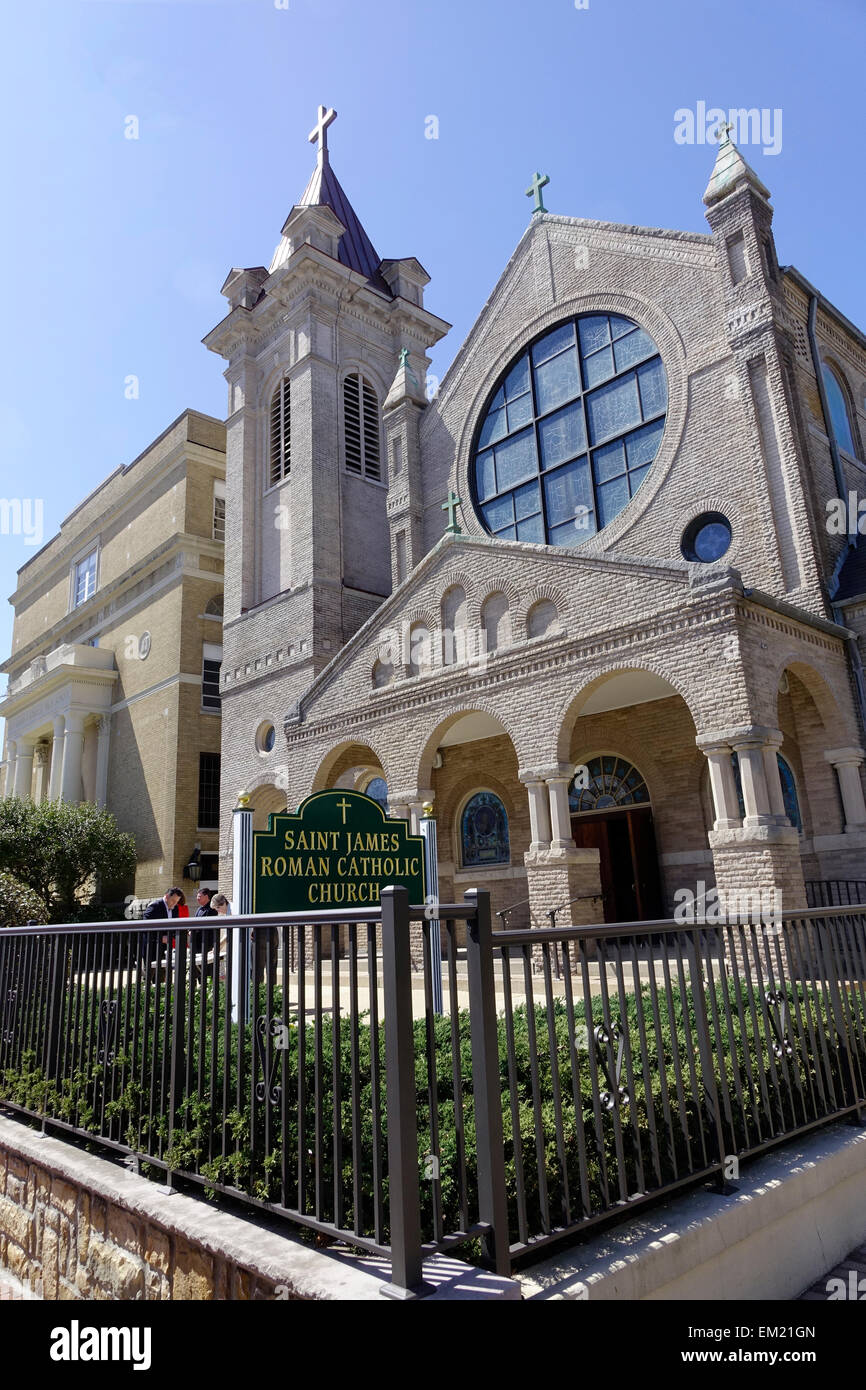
[[95, 715, 112, 807], [824, 748, 866, 833], [60, 712, 85, 803], [13, 741, 35, 800], [519, 770, 552, 853], [546, 767, 575, 852], [762, 731, 790, 825], [698, 739, 742, 830], [32, 744, 50, 804], [48, 716, 65, 801], [731, 735, 774, 828], [3, 741, 17, 799]]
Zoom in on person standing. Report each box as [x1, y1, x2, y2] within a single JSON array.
[[139, 887, 182, 966], [192, 886, 217, 954]]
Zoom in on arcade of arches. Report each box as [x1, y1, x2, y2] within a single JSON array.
[[242, 660, 866, 935]]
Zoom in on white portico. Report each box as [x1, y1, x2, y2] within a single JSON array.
[[0, 644, 118, 806]]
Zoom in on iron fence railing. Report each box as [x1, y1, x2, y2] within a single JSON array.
[[806, 880, 866, 908], [1, 894, 865, 1295]]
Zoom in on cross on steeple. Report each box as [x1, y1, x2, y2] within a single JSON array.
[[442, 490, 462, 535], [715, 119, 733, 144], [309, 104, 337, 162], [526, 171, 550, 215]]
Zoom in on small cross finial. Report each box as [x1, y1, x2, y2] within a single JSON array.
[[309, 104, 337, 162], [526, 171, 550, 216], [399, 347, 420, 387], [442, 490, 462, 535], [715, 119, 733, 144]]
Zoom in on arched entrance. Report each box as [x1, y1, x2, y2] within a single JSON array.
[[569, 754, 663, 922]]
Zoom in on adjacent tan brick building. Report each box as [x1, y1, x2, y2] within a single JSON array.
[[205, 114, 866, 931], [0, 410, 227, 902]]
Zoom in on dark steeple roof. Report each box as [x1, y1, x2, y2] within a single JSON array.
[[296, 157, 387, 290]]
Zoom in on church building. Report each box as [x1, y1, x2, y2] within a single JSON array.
[[205, 107, 866, 931]]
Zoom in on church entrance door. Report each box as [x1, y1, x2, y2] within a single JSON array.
[[571, 806, 663, 924]]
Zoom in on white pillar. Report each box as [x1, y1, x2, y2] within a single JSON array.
[[32, 744, 50, 804], [546, 770, 574, 852], [13, 741, 35, 800], [731, 737, 774, 828], [762, 734, 789, 826], [230, 800, 254, 1026], [48, 716, 65, 801], [825, 747, 866, 832], [3, 741, 17, 799], [95, 715, 112, 807], [60, 712, 85, 803], [699, 741, 741, 829], [521, 772, 552, 853]]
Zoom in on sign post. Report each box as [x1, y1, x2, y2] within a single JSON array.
[[231, 794, 254, 1025], [419, 803, 443, 1014]]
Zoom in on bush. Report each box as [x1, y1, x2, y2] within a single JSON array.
[[0, 870, 45, 927], [0, 798, 136, 921]]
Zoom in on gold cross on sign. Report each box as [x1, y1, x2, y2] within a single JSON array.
[[309, 104, 337, 160], [337, 796, 352, 824]]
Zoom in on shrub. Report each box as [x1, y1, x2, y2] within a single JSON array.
[[0, 798, 136, 921], [0, 870, 45, 927]]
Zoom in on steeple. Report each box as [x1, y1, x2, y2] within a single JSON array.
[[703, 123, 771, 208], [270, 104, 389, 293]]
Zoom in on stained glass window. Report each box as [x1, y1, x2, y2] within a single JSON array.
[[821, 365, 856, 457], [730, 752, 802, 831], [365, 777, 388, 810], [472, 314, 666, 547], [569, 756, 650, 812], [461, 792, 510, 866]]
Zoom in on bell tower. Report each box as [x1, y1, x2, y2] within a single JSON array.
[[204, 107, 449, 823]]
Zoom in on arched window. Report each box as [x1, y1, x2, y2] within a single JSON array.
[[527, 598, 559, 639], [408, 623, 432, 677], [204, 594, 224, 618], [441, 585, 468, 665], [569, 756, 650, 812], [269, 377, 291, 486], [776, 755, 802, 831], [364, 776, 388, 810], [343, 373, 381, 480], [461, 792, 510, 867], [822, 364, 857, 457], [481, 592, 511, 652]]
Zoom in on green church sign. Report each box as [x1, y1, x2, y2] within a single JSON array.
[[252, 789, 426, 914]]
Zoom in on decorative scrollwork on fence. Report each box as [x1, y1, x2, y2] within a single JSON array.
[[593, 1020, 630, 1111], [254, 1015, 285, 1107], [2, 988, 18, 1046], [766, 988, 794, 1060], [97, 999, 118, 1066]]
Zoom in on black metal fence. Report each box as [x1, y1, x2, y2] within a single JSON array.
[[1, 893, 864, 1296], [806, 879, 866, 908]]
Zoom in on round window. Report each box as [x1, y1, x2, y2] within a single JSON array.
[[471, 313, 667, 547], [255, 722, 276, 754], [681, 513, 733, 564]]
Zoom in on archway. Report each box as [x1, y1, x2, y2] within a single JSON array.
[[558, 667, 703, 921]]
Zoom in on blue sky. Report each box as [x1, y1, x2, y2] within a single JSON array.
[[1, 0, 864, 695]]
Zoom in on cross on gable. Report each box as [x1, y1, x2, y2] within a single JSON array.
[[526, 171, 550, 215], [309, 104, 337, 160], [442, 490, 462, 534]]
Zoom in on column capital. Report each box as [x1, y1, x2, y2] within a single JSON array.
[[697, 724, 782, 752], [824, 747, 865, 767], [33, 743, 50, 766], [518, 766, 553, 785]]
